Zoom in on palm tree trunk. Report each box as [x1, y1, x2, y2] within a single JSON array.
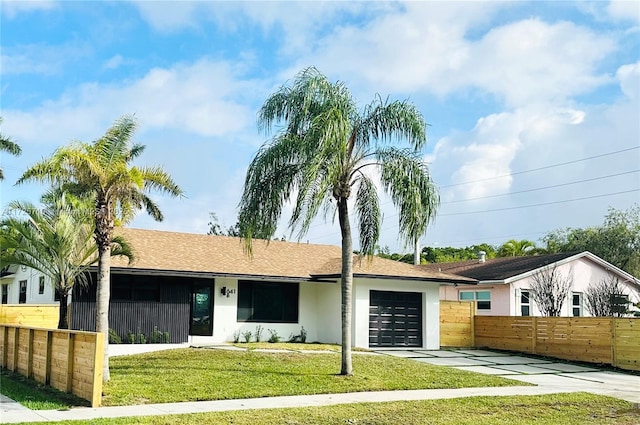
[[414, 237, 420, 265], [57, 289, 69, 330], [337, 197, 353, 376], [96, 244, 111, 382]]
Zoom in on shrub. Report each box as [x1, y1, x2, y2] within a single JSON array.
[[268, 329, 280, 343], [108, 328, 121, 344], [255, 325, 264, 342], [233, 330, 241, 343], [242, 330, 252, 343]]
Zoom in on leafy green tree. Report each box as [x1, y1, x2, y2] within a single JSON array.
[[498, 239, 536, 257], [17, 115, 183, 381], [543, 205, 640, 277], [207, 211, 241, 237], [0, 117, 22, 180], [238, 67, 438, 375], [0, 194, 133, 328]]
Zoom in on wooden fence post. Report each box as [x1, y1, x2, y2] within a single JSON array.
[[470, 302, 476, 348], [65, 333, 75, 392], [27, 328, 34, 378], [611, 318, 617, 368], [12, 327, 19, 372], [45, 330, 53, 385], [531, 317, 537, 355], [1, 326, 7, 368]]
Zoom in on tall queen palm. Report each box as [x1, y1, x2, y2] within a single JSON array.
[[17, 116, 183, 381], [239, 68, 439, 375]]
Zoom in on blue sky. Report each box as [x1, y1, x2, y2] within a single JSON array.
[[1, 1, 639, 253]]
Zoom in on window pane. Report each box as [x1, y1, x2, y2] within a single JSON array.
[[459, 292, 475, 301], [521, 291, 530, 304], [477, 301, 491, 310], [476, 291, 491, 301], [572, 293, 581, 306], [573, 307, 581, 317], [237, 281, 299, 323], [521, 305, 530, 316]]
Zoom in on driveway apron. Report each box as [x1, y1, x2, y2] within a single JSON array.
[[374, 348, 640, 403]]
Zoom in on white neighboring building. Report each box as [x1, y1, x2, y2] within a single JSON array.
[[432, 252, 640, 317], [1, 265, 59, 305]]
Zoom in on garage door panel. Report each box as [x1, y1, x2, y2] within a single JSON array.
[[369, 290, 422, 347]]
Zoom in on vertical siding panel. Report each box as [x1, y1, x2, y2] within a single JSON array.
[[71, 274, 194, 343]]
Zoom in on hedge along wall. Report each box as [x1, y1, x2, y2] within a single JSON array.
[[474, 316, 640, 372], [0, 305, 59, 328], [440, 300, 476, 348], [0, 325, 104, 407]]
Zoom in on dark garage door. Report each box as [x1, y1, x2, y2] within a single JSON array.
[[369, 290, 422, 347]]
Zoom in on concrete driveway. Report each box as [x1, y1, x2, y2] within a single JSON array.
[[373, 348, 640, 403]]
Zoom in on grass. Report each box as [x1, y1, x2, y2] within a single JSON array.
[[102, 348, 521, 406], [0, 370, 90, 410], [8, 393, 640, 424]]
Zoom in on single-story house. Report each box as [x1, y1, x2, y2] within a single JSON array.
[[427, 251, 640, 317], [8, 228, 473, 349]]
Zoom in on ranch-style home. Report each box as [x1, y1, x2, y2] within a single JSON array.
[[429, 251, 640, 317], [3, 228, 475, 349]]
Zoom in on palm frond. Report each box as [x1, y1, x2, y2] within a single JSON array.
[[354, 174, 381, 257], [377, 147, 439, 248], [357, 96, 428, 151]]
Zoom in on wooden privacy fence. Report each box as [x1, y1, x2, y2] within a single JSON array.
[[0, 325, 104, 407], [0, 304, 59, 328], [475, 316, 640, 372], [440, 300, 476, 347]]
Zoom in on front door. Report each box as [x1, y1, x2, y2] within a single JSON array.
[[190, 281, 213, 336]]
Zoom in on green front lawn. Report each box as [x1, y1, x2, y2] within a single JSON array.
[[102, 348, 520, 406], [10, 393, 640, 425]]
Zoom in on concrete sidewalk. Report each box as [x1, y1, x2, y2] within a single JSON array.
[[0, 386, 573, 424]]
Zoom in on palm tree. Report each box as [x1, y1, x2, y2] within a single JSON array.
[[0, 195, 134, 329], [0, 117, 22, 180], [498, 239, 536, 257], [238, 67, 438, 375], [16, 115, 183, 381]]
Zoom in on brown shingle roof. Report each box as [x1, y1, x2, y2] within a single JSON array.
[[112, 228, 474, 283], [420, 252, 578, 281]]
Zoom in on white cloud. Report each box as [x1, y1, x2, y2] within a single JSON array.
[[295, 6, 615, 108], [103, 55, 124, 70], [607, 0, 640, 23], [617, 61, 640, 100], [1, 0, 56, 18], [2, 59, 261, 145], [1, 43, 91, 76]]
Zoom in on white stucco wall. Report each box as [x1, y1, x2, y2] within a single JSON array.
[[353, 278, 441, 349], [199, 276, 444, 349], [197, 278, 323, 345]]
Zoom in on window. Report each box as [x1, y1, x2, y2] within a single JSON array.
[[237, 280, 299, 323], [54, 289, 60, 302], [112, 275, 160, 302], [19, 280, 27, 304], [459, 290, 491, 310], [39, 276, 45, 294], [521, 290, 530, 316], [572, 292, 583, 317], [1, 284, 8, 304]]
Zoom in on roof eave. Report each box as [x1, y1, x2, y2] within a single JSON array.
[[310, 273, 477, 285]]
